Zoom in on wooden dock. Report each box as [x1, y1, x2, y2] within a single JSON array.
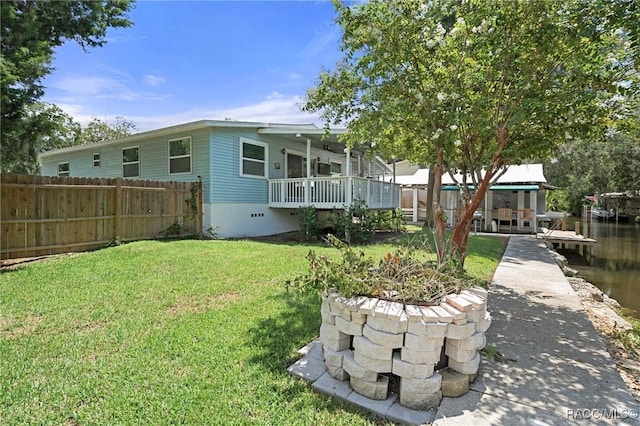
[[538, 229, 598, 246]]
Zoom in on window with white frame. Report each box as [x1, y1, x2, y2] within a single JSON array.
[[240, 138, 267, 178], [330, 161, 342, 176], [169, 137, 191, 174], [58, 162, 69, 177], [122, 146, 139, 178], [93, 153, 100, 168]]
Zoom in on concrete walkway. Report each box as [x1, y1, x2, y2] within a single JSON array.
[[434, 235, 639, 425], [288, 235, 640, 424]]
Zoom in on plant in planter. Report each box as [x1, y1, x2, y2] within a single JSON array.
[[288, 235, 492, 410]]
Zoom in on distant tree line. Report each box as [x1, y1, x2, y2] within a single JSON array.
[[544, 107, 640, 215]]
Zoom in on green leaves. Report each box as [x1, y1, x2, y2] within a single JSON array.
[[1, 0, 135, 173], [1, 103, 79, 174], [78, 116, 137, 146], [289, 233, 465, 304], [304, 0, 637, 265], [307, 0, 636, 167]]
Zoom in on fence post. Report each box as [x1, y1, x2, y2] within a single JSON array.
[[197, 181, 204, 238], [115, 178, 122, 243]]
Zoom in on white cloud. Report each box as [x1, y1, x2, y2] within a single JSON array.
[[142, 74, 166, 86], [129, 94, 324, 131], [266, 91, 284, 100], [50, 74, 165, 102], [53, 103, 95, 127], [300, 26, 341, 59], [53, 93, 325, 132]]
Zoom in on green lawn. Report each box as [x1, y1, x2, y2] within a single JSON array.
[[0, 231, 505, 425]]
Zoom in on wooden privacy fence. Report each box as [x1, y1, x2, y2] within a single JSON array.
[[1, 173, 203, 260]]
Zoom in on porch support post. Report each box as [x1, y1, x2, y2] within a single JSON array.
[[392, 159, 396, 183], [305, 139, 311, 204], [345, 147, 352, 205], [484, 190, 488, 231], [306, 139, 312, 178], [486, 190, 493, 230], [517, 190, 525, 230], [531, 190, 538, 233], [413, 187, 418, 223]]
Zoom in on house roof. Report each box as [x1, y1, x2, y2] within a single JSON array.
[[391, 164, 548, 187], [496, 164, 546, 184], [39, 119, 346, 158]]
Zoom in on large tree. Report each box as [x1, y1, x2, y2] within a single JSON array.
[[77, 116, 137, 145], [545, 124, 640, 215], [1, 107, 137, 175], [1, 0, 134, 172], [3, 102, 80, 174], [304, 0, 637, 269]]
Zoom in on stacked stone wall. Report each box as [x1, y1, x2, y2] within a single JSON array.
[[319, 287, 491, 410]]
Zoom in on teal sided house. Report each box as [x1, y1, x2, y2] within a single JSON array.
[[39, 120, 401, 238]]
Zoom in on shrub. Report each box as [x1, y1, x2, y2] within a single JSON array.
[[327, 199, 377, 244], [374, 208, 407, 232], [545, 188, 570, 212], [298, 206, 322, 240], [299, 203, 406, 243], [287, 234, 466, 304]]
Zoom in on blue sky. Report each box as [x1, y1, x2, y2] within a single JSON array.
[[42, 1, 345, 131]]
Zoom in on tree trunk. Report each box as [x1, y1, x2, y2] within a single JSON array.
[[423, 165, 436, 227], [449, 166, 503, 269], [432, 150, 447, 266], [449, 196, 482, 269]]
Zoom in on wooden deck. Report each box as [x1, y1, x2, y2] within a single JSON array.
[[268, 176, 401, 209], [538, 228, 598, 246]]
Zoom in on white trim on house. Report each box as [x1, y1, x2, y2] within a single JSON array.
[[168, 136, 192, 175], [239, 137, 269, 179]]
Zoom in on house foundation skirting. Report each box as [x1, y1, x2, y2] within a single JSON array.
[[205, 203, 300, 238]]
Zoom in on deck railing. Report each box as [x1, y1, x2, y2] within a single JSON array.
[[268, 176, 401, 210]]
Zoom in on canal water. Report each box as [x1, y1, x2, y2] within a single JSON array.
[[566, 220, 640, 319]]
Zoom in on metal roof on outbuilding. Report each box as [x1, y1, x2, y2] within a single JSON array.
[[391, 163, 548, 187]]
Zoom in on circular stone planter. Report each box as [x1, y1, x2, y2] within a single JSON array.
[[319, 287, 491, 410]]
